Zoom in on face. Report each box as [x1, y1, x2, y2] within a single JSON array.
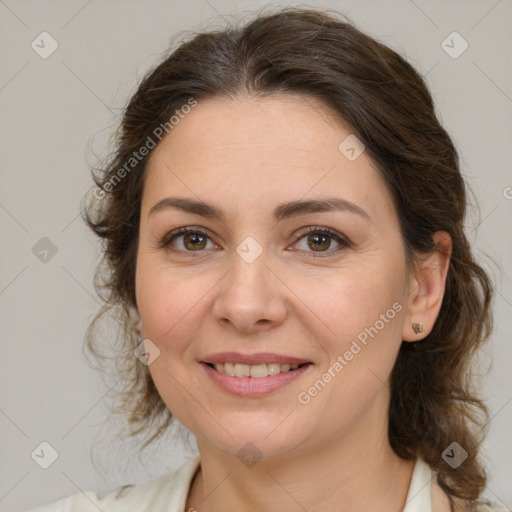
[[135, 94, 412, 460]]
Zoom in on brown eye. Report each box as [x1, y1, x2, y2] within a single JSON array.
[[159, 228, 216, 253], [307, 233, 332, 252], [292, 227, 349, 256], [182, 232, 208, 251]]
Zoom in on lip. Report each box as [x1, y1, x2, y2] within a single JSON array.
[[200, 360, 313, 397], [200, 352, 311, 366]]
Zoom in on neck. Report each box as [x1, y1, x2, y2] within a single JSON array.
[[186, 392, 415, 512]]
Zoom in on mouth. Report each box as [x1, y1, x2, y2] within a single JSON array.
[[203, 361, 312, 378], [199, 352, 313, 396]]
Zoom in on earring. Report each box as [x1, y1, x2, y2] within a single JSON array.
[[412, 322, 423, 334]]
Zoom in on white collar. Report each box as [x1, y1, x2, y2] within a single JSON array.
[[404, 458, 433, 512]]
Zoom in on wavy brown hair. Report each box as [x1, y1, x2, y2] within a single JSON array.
[[82, 7, 493, 509]]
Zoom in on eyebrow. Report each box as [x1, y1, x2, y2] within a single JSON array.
[[148, 196, 370, 222]]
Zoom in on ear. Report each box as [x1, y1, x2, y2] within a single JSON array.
[[402, 231, 452, 342]]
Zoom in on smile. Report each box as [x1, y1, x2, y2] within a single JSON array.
[[201, 360, 313, 397], [207, 362, 308, 377]]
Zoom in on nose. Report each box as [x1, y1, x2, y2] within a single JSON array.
[[212, 251, 287, 334]]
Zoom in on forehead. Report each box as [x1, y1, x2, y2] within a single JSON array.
[[151, 93, 354, 162], [142, 94, 394, 221]]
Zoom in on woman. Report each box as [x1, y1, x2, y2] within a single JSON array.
[[27, 7, 508, 512]]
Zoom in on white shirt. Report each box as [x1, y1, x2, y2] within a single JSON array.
[[26, 456, 508, 512]]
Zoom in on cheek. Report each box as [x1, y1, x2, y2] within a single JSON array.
[[292, 261, 407, 398], [293, 262, 406, 344], [293, 274, 405, 433], [135, 258, 216, 352], [135, 260, 213, 419]]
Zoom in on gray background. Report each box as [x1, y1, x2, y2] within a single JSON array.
[[1, 0, 511, 510]]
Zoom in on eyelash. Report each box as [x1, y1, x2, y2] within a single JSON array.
[[158, 226, 350, 258]]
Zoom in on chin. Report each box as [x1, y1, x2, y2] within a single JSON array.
[[192, 410, 319, 462]]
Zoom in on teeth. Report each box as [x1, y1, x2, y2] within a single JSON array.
[[211, 362, 304, 377], [224, 362, 235, 376], [234, 363, 250, 377], [267, 363, 280, 375], [250, 364, 268, 377]]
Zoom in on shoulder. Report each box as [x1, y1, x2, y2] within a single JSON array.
[[469, 502, 512, 512], [24, 456, 201, 512], [429, 463, 510, 512]]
